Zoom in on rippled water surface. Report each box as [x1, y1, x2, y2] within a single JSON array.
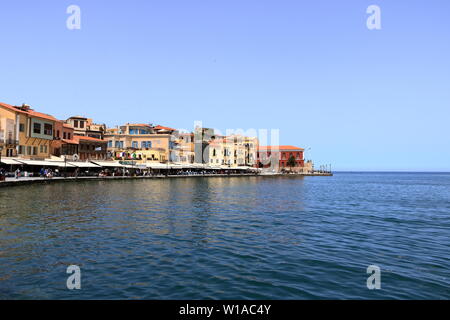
[[0, 173, 449, 299]]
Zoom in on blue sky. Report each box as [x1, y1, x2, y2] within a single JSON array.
[[1, 0, 449, 171]]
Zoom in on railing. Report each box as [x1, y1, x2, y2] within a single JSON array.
[[5, 139, 19, 145]]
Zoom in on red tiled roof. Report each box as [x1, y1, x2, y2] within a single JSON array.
[[0, 102, 28, 114], [62, 139, 79, 145], [128, 123, 152, 127], [0, 102, 57, 121], [28, 110, 57, 121], [154, 125, 176, 131], [258, 145, 304, 151]]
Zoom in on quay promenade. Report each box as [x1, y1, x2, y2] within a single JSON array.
[[0, 172, 332, 188]]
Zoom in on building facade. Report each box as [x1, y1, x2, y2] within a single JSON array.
[[0, 103, 56, 159], [208, 134, 258, 167], [104, 123, 179, 163], [257, 145, 305, 172], [0, 102, 21, 158], [177, 133, 195, 164], [74, 136, 108, 161], [66, 116, 106, 139], [52, 121, 78, 158]]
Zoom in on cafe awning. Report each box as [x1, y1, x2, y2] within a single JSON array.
[[146, 162, 170, 169], [0, 158, 22, 165], [45, 161, 77, 168], [90, 161, 125, 168], [14, 159, 65, 167], [68, 162, 101, 168]]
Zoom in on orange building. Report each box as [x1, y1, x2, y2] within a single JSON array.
[[74, 136, 108, 161], [52, 121, 78, 158]]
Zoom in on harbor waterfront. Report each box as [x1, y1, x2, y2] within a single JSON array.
[[0, 172, 448, 299]]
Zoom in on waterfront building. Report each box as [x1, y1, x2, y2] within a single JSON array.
[[0, 102, 20, 158], [177, 133, 195, 164], [66, 116, 106, 139], [74, 136, 108, 161], [208, 136, 225, 166], [207, 134, 258, 167], [257, 145, 305, 172], [51, 121, 79, 158], [105, 123, 180, 163], [244, 136, 258, 167], [0, 103, 56, 160]]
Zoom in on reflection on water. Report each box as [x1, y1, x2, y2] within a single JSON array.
[[0, 174, 449, 299]]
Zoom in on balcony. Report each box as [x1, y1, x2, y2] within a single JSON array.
[[5, 139, 19, 146]]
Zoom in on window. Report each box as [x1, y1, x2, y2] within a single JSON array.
[[44, 124, 53, 136], [80, 121, 84, 129], [141, 141, 152, 149], [40, 145, 43, 153], [19, 123, 25, 132], [63, 132, 67, 139], [33, 123, 41, 134], [18, 146, 24, 154], [56, 130, 60, 138], [33, 146, 38, 155], [74, 120, 79, 128], [132, 141, 138, 149], [68, 133, 71, 140], [108, 141, 112, 148]]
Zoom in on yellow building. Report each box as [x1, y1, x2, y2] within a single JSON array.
[[0, 102, 20, 157], [208, 134, 258, 167], [0, 103, 56, 159], [105, 123, 179, 163], [244, 136, 259, 167], [177, 133, 195, 164], [208, 136, 225, 166]]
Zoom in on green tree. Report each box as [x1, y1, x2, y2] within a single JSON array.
[[287, 155, 297, 172]]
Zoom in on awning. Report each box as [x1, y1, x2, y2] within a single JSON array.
[[68, 162, 101, 168], [45, 161, 77, 168], [169, 164, 185, 169], [90, 161, 125, 168], [15, 159, 63, 167], [191, 163, 206, 169], [0, 158, 22, 165], [146, 162, 170, 169]]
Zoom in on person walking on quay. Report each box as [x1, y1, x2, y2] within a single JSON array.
[[14, 168, 21, 179], [0, 168, 5, 182]]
